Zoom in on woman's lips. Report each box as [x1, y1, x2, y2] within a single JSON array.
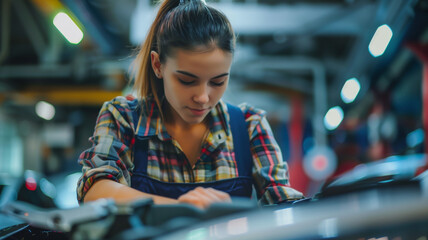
[[188, 107, 208, 116]]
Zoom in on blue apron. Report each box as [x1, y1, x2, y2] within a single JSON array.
[[130, 103, 253, 199]]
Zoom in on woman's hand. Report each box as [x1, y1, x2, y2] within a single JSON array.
[[177, 187, 231, 209]]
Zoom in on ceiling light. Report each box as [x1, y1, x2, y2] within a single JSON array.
[[35, 101, 55, 120], [53, 12, 83, 44], [340, 77, 361, 104], [368, 24, 393, 57], [324, 106, 344, 131]]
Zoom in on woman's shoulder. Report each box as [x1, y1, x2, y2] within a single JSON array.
[[98, 95, 155, 130], [236, 102, 267, 121], [218, 100, 268, 126], [104, 95, 139, 109], [102, 95, 158, 114], [219, 100, 271, 136]]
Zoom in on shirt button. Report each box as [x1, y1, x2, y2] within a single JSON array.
[[216, 132, 225, 142]]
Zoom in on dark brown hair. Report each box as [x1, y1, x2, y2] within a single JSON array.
[[131, 0, 235, 117]]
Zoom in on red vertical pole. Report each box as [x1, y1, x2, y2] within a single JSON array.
[[288, 96, 310, 194], [407, 43, 428, 174]]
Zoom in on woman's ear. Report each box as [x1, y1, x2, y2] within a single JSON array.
[[150, 51, 162, 79]]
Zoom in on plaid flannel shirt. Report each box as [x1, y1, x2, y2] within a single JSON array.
[[77, 95, 303, 205]]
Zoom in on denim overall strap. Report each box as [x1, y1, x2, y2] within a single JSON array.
[[131, 101, 150, 175], [226, 103, 253, 177]]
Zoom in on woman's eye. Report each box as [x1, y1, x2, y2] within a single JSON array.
[[210, 81, 225, 86], [178, 79, 194, 85]]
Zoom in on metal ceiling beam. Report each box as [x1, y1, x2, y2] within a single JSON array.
[[12, 0, 48, 62], [331, 0, 419, 108], [0, 65, 73, 79], [215, 2, 377, 35], [1, 87, 123, 106], [130, 1, 378, 45], [61, 0, 124, 55], [233, 56, 328, 146]]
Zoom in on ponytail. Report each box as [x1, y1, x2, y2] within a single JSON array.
[[131, 0, 180, 117], [131, 0, 235, 119]]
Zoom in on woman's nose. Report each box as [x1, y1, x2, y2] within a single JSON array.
[[193, 85, 209, 104]]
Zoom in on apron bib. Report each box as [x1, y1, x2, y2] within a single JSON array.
[[130, 103, 253, 199]]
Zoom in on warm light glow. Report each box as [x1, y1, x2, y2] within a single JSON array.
[[35, 101, 55, 120], [53, 12, 83, 44], [368, 24, 393, 57], [312, 155, 328, 171], [25, 177, 37, 191], [341, 77, 361, 103], [324, 106, 344, 130]]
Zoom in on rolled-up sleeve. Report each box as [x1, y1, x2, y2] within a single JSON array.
[[241, 104, 304, 205], [76, 97, 136, 203]]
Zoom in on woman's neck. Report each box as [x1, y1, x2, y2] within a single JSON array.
[[162, 100, 210, 132]]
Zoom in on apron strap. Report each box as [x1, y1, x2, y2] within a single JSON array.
[[132, 100, 149, 174]]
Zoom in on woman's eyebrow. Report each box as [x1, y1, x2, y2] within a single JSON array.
[[176, 70, 229, 80], [176, 70, 198, 78], [211, 73, 229, 80]]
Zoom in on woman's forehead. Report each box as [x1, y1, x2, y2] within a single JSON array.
[[165, 47, 233, 72]]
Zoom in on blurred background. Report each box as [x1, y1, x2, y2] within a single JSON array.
[[0, 0, 427, 209]]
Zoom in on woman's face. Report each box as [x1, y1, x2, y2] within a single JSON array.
[[152, 46, 232, 126]]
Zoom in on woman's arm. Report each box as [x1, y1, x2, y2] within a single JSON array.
[[78, 110, 178, 205], [241, 104, 304, 205], [84, 179, 231, 209], [83, 179, 178, 204], [77, 96, 150, 204]]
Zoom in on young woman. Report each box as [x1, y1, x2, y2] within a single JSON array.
[[77, 0, 303, 209]]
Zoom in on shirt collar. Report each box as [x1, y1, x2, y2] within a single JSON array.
[[209, 99, 231, 139]]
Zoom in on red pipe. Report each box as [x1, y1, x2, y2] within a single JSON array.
[[288, 96, 310, 194], [407, 43, 428, 175]]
